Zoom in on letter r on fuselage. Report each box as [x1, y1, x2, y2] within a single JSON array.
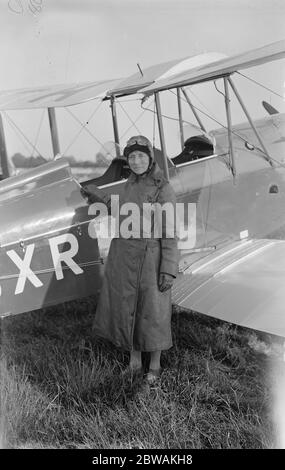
[[49, 233, 83, 280]]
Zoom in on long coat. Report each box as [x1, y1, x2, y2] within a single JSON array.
[[87, 163, 178, 351]]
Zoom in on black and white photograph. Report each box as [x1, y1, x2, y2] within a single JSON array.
[[1, 0, 285, 453]]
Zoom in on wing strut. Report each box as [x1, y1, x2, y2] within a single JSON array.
[[181, 88, 206, 133], [48, 108, 60, 157], [0, 113, 10, 178], [177, 88, 184, 150], [154, 92, 169, 180], [228, 77, 274, 167], [223, 77, 236, 179], [110, 96, 121, 158]]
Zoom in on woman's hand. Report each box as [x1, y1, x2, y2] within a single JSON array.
[[80, 187, 90, 199], [80, 185, 105, 205], [158, 273, 175, 292], [80, 186, 95, 205]]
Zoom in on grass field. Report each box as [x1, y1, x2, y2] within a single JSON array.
[[0, 297, 284, 449]]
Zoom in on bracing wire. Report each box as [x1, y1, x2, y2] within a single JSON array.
[[3, 112, 32, 155], [117, 100, 141, 135], [141, 99, 192, 125], [65, 105, 110, 155], [120, 107, 147, 139], [3, 111, 47, 158], [31, 109, 45, 158], [237, 72, 284, 100], [120, 97, 155, 139], [168, 89, 253, 146], [168, 88, 220, 128], [167, 87, 283, 166], [62, 99, 103, 155]]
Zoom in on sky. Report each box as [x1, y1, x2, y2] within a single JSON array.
[[0, 0, 285, 162]]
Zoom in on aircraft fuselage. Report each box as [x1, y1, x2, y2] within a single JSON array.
[[1, 113, 285, 317]]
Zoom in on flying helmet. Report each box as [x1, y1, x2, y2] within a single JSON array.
[[123, 135, 154, 171]]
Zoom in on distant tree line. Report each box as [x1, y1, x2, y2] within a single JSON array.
[[11, 153, 48, 168], [11, 153, 107, 168]]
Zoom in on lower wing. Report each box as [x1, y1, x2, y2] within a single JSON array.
[[173, 238, 285, 337]]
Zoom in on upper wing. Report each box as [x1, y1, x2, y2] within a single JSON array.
[[1, 40, 284, 109], [0, 78, 121, 110], [141, 40, 285, 94], [0, 53, 225, 110], [174, 238, 285, 337], [107, 52, 226, 97]]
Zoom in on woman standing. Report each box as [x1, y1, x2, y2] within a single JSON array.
[[84, 135, 178, 384]]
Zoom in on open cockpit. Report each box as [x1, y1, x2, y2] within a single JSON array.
[[81, 136, 214, 188], [81, 146, 174, 188], [172, 135, 214, 165]]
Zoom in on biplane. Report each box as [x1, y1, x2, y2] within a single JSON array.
[[1, 40, 285, 337]]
